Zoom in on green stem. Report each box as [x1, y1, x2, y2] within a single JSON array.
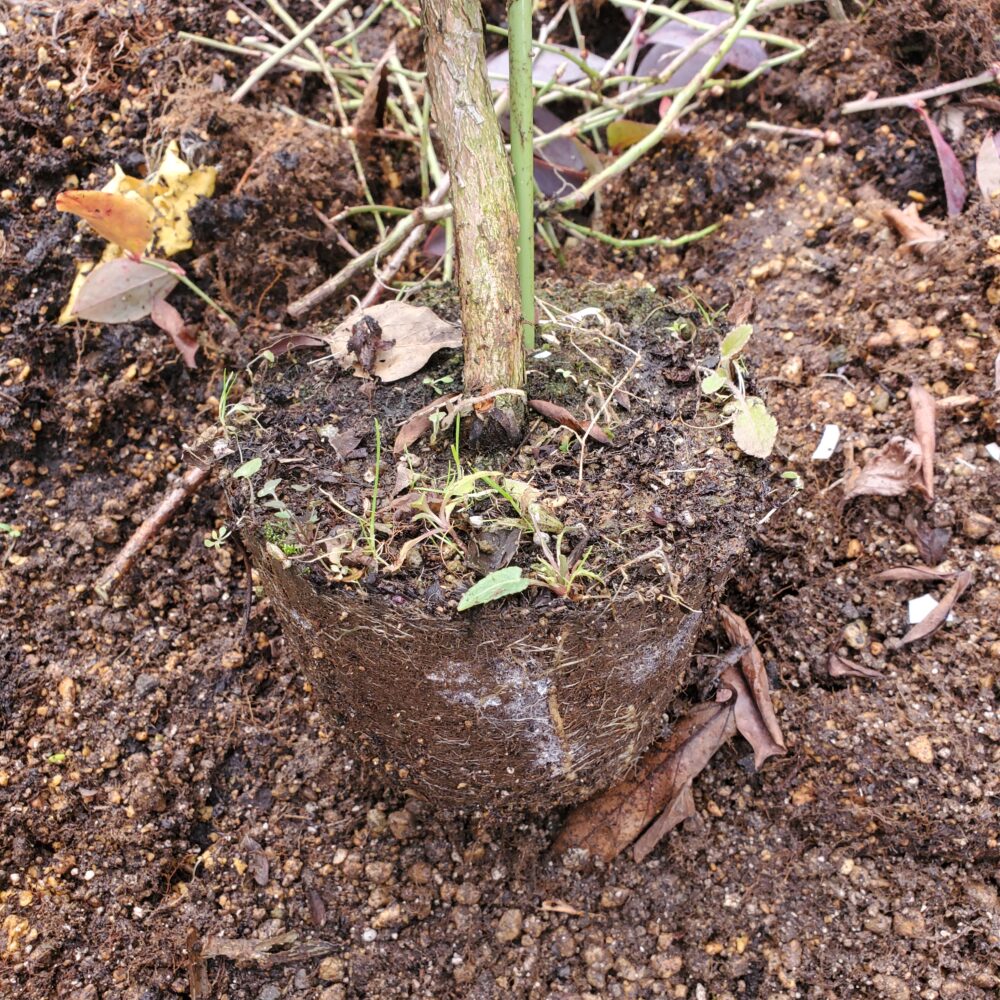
[[508, 0, 536, 351], [557, 216, 720, 249], [139, 258, 236, 326]]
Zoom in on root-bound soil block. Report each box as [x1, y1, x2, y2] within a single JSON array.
[[226, 285, 767, 813]]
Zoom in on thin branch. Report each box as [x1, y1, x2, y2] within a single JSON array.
[[287, 204, 453, 317], [94, 465, 211, 602], [840, 68, 1000, 115]]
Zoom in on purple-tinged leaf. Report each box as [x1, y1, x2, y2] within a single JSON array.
[[975, 130, 1000, 202], [150, 297, 198, 369], [646, 11, 766, 74], [499, 106, 587, 172], [73, 257, 182, 323], [533, 157, 587, 199], [912, 103, 967, 215], [487, 46, 606, 88], [422, 225, 447, 260], [637, 42, 711, 89]]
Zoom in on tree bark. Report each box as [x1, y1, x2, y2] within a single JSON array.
[[422, 0, 525, 439]]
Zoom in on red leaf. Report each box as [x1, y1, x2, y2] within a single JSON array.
[[150, 298, 198, 368], [912, 103, 967, 216]]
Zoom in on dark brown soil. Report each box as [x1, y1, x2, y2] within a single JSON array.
[[3, 2, 1000, 999]]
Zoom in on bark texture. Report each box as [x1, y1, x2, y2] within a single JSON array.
[[422, 0, 524, 436]]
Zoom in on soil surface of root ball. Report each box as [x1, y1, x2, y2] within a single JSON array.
[[226, 283, 768, 813]]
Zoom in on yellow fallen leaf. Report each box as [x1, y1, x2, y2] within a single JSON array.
[[607, 120, 656, 153], [58, 261, 95, 324], [55, 191, 154, 255], [149, 140, 216, 256]]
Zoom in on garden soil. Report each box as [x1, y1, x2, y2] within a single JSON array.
[[2, 2, 999, 998]]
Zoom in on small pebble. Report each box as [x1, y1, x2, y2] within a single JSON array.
[[906, 734, 934, 764]]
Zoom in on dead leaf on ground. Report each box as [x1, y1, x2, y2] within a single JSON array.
[[882, 204, 944, 255], [551, 697, 736, 863], [72, 257, 183, 324], [540, 899, 586, 916], [393, 392, 461, 455], [827, 653, 883, 680], [718, 605, 786, 758], [201, 932, 336, 968], [871, 566, 956, 583], [717, 665, 784, 769], [150, 298, 198, 368], [353, 44, 393, 156], [55, 190, 154, 255], [908, 382, 936, 500], [529, 398, 612, 445], [325, 302, 461, 382], [632, 781, 696, 863], [266, 331, 328, 357], [898, 569, 972, 646], [842, 437, 925, 501], [905, 514, 950, 565]]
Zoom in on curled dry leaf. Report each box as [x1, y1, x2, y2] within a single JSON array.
[[718, 604, 786, 761], [905, 514, 951, 565], [150, 297, 198, 368], [842, 437, 925, 501], [898, 569, 972, 646], [529, 398, 612, 445], [912, 103, 967, 215], [828, 653, 883, 680], [552, 697, 736, 863], [347, 315, 394, 376], [393, 392, 461, 455], [266, 332, 328, 357], [72, 257, 183, 324], [632, 781, 696, 863], [908, 382, 936, 500], [717, 666, 783, 769], [324, 302, 460, 382], [882, 204, 943, 255]]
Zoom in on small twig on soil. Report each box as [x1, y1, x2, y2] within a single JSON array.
[[840, 67, 1000, 115], [359, 176, 451, 308], [94, 465, 211, 602], [747, 120, 841, 146], [287, 203, 453, 318]]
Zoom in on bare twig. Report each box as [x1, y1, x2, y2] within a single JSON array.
[[286, 203, 453, 317], [94, 465, 211, 602], [840, 68, 1000, 115], [359, 176, 451, 307]]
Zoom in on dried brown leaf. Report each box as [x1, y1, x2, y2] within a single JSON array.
[[882, 204, 944, 256], [905, 515, 951, 565], [325, 302, 460, 382], [871, 566, 956, 583], [828, 653, 883, 680], [908, 383, 936, 500], [718, 605, 786, 753], [353, 44, 393, 155], [551, 698, 736, 863], [201, 932, 298, 962], [632, 781, 696, 863], [717, 665, 784, 769], [392, 392, 460, 455], [266, 332, 328, 357], [898, 569, 972, 646], [529, 398, 612, 445], [842, 437, 925, 501]]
